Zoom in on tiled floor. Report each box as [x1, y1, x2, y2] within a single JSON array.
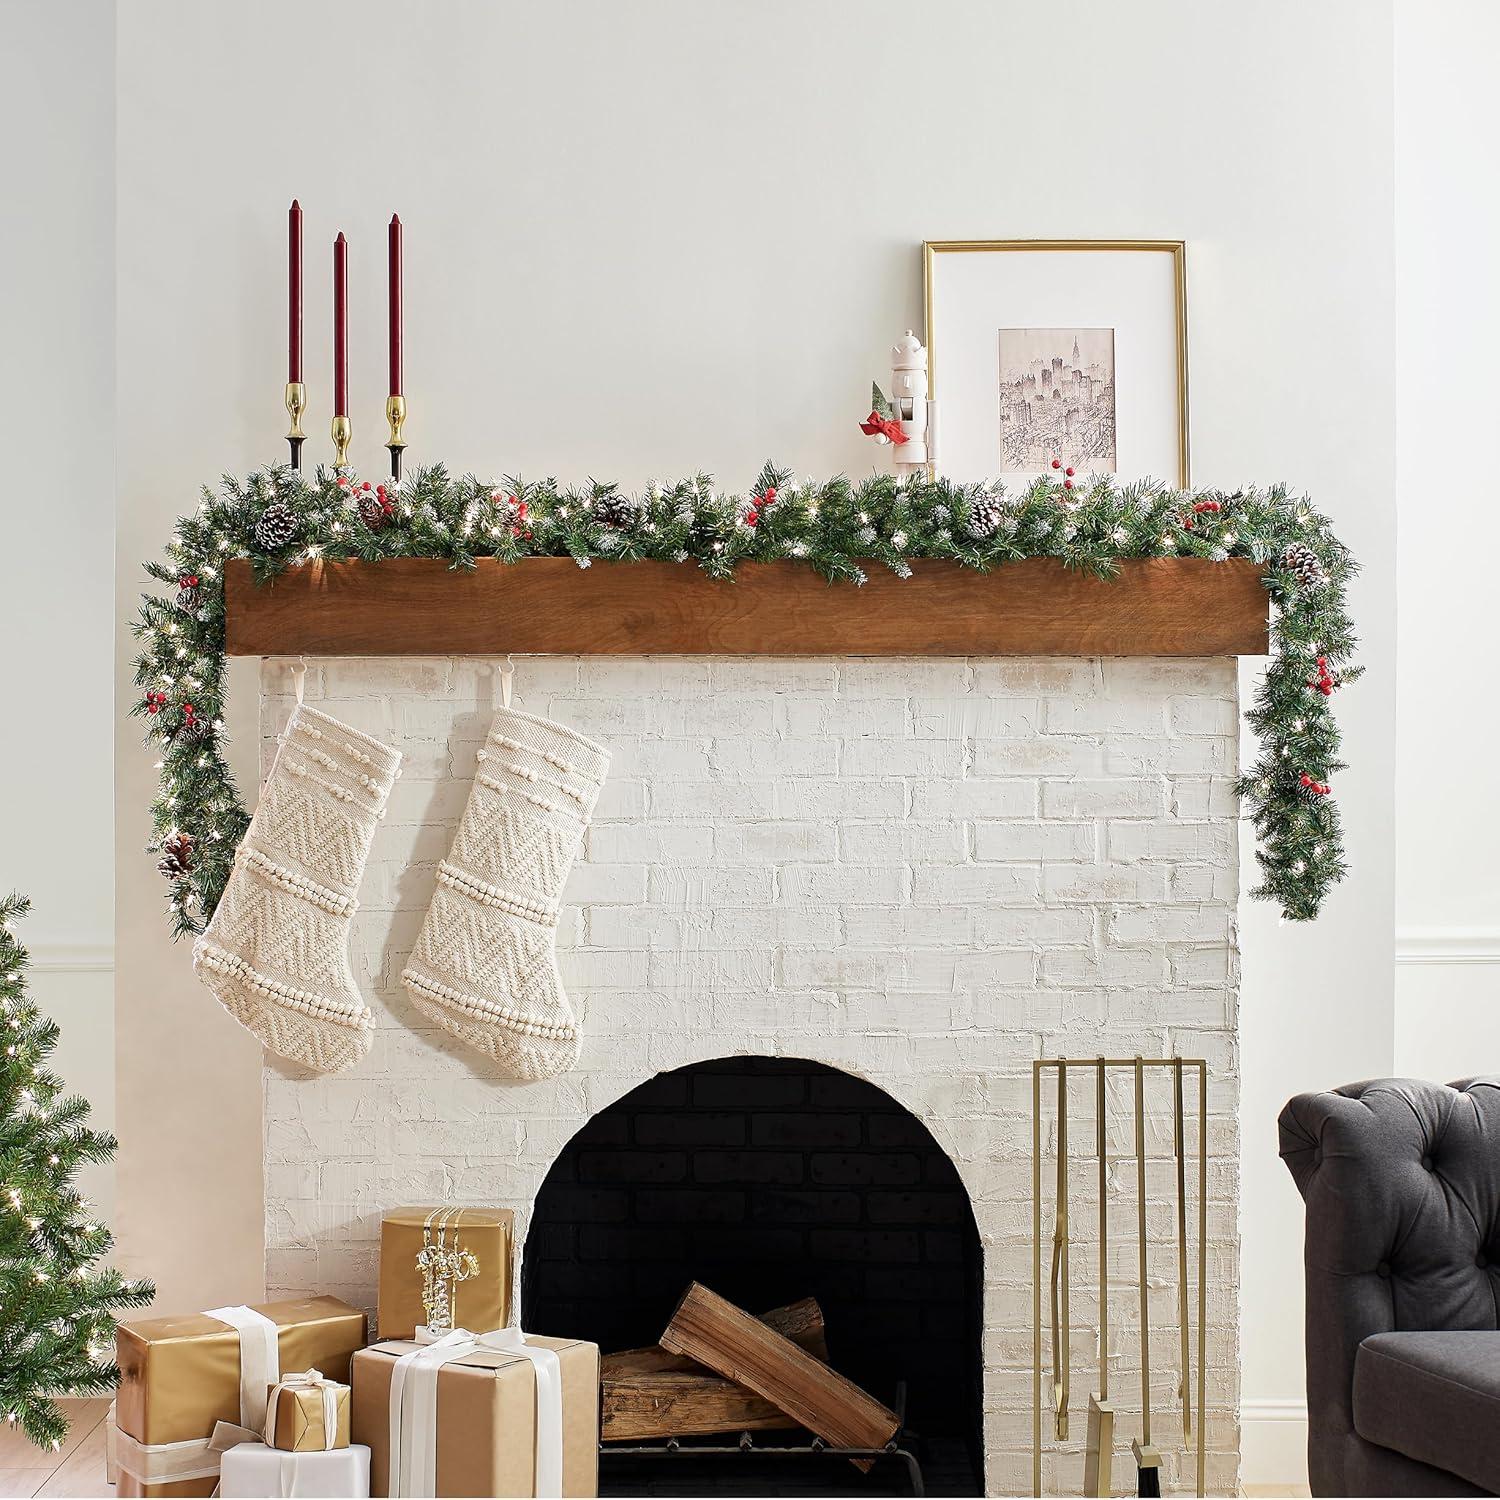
[[0, 1400, 111, 1499]]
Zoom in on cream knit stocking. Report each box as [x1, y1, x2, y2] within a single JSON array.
[[193, 702, 401, 1074], [402, 704, 608, 1080]]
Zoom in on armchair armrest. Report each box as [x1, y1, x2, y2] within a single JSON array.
[[1278, 1077, 1500, 1496]]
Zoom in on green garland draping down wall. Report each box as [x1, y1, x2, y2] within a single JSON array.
[[132, 461, 1359, 934]]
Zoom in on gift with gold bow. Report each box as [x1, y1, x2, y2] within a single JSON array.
[[377, 1206, 513, 1342]]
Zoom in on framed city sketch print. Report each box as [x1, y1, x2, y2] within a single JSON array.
[[923, 240, 1189, 487]]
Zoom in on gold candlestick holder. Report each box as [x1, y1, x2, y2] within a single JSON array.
[[331, 413, 352, 468], [386, 394, 407, 482], [284, 382, 307, 470]]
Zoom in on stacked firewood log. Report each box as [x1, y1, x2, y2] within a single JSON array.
[[600, 1283, 900, 1461]]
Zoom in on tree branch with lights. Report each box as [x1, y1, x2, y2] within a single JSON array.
[[0, 894, 153, 1448], [132, 461, 1359, 930]]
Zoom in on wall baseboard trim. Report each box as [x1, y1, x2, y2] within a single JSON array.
[[27, 943, 116, 974], [1241, 1399, 1308, 1489], [1395, 927, 1500, 966], [1242, 1398, 1309, 1422]]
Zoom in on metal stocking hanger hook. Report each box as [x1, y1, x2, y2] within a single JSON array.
[[495, 654, 515, 709]]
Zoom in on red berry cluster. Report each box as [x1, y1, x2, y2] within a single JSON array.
[[492, 491, 532, 538], [178, 573, 200, 590], [1307, 655, 1337, 697], [744, 486, 778, 528], [145, 690, 167, 715], [182, 702, 198, 725], [1049, 458, 1076, 491], [1299, 773, 1331, 796], [339, 475, 401, 530], [1178, 499, 1224, 531]]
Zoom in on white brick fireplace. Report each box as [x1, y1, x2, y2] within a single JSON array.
[[260, 653, 1242, 1495]]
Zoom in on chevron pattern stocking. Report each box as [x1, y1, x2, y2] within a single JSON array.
[[402, 704, 609, 1080], [193, 703, 401, 1073]]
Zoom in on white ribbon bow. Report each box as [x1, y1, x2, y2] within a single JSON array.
[[264, 1368, 344, 1451], [387, 1328, 563, 1499]]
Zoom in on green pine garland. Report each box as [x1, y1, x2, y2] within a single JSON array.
[[132, 460, 1359, 932], [0, 894, 154, 1448]]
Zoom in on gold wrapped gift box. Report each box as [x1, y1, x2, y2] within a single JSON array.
[[351, 1335, 599, 1498], [113, 1295, 366, 1498], [265, 1377, 352, 1452], [376, 1206, 513, 1340]]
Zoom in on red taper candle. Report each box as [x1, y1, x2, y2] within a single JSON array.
[[387, 214, 403, 397], [333, 232, 349, 415], [287, 200, 303, 383]]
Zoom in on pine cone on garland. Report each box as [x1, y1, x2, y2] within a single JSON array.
[[358, 487, 395, 530], [176, 715, 211, 743], [157, 832, 194, 879], [591, 491, 641, 530], [964, 496, 1005, 540], [175, 575, 201, 612], [1282, 542, 1328, 590], [253, 502, 299, 551]]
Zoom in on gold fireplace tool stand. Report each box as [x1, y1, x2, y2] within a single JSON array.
[[1032, 1057, 1208, 1497]]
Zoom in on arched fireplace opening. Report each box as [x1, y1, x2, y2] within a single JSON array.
[[522, 1056, 983, 1496]]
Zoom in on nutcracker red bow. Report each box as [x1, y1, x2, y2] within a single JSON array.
[[859, 411, 909, 445]]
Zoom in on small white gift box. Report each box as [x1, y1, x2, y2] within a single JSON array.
[[218, 1440, 371, 1499]]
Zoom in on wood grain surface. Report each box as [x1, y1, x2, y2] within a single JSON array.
[[224, 557, 1268, 658], [605, 1296, 828, 1378], [603, 1297, 828, 1440], [600, 1368, 803, 1442], [659, 1283, 899, 1457]]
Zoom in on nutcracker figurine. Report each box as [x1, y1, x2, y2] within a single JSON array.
[[859, 330, 940, 477]]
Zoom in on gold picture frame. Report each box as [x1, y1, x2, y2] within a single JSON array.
[[923, 239, 1190, 487]]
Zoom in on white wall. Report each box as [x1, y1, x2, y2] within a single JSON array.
[[104, 0, 1399, 1486], [1393, 0, 1500, 1082], [1, 0, 117, 1223]]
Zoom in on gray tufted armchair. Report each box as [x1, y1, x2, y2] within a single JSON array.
[[1280, 1077, 1500, 1497]]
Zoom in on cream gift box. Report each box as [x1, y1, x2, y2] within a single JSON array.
[[219, 1441, 371, 1499]]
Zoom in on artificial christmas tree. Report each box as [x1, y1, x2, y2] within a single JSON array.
[[0, 892, 153, 1449]]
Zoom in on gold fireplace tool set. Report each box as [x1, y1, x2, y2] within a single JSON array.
[[1032, 1057, 1208, 1498]]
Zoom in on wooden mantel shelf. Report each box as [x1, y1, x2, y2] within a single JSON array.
[[223, 557, 1268, 658]]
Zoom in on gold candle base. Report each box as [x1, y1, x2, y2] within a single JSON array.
[[331, 413, 353, 467], [386, 394, 407, 481], [285, 382, 307, 439], [285, 382, 308, 469], [385, 394, 407, 451]]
